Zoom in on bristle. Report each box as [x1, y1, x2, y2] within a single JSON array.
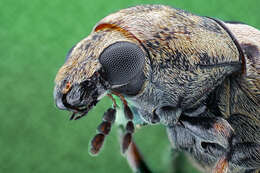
[[74, 115, 83, 120], [74, 112, 88, 120], [69, 112, 76, 120]]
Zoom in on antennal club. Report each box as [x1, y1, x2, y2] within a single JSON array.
[[113, 92, 135, 154], [89, 102, 116, 155], [89, 92, 135, 155]]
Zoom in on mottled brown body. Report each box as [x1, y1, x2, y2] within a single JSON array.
[[54, 5, 260, 173]]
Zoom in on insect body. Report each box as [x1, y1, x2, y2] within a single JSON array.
[[54, 5, 260, 173]]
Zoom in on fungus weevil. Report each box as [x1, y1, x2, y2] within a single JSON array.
[[54, 5, 260, 173]]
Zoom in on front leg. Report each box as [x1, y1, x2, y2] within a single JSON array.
[[179, 115, 234, 149], [226, 114, 260, 170], [178, 115, 233, 173], [158, 105, 233, 172], [179, 112, 260, 173], [228, 142, 260, 169]]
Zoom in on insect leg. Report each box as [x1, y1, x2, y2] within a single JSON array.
[[214, 141, 260, 173], [244, 169, 260, 173], [179, 116, 234, 149], [228, 142, 260, 169], [213, 156, 229, 173], [179, 115, 233, 173], [224, 114, 260, 170]]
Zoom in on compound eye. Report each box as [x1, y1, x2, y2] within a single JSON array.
[[99, 41, 145, 85]]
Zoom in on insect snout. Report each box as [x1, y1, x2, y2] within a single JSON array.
[[54, 71, 111, 120], [54, 81, 70, 111], [54, 80, 99, 114]]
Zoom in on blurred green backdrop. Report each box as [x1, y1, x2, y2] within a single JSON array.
[[1, 0, 259, 172]]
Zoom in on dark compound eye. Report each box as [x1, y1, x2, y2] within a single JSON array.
[[99, 41, 145, 86], [65, 45, 76, 62]]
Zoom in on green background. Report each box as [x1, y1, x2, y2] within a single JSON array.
[[1, 0, 259, 172]]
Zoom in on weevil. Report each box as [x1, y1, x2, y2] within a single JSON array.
[[54, 5, 260, 173]]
